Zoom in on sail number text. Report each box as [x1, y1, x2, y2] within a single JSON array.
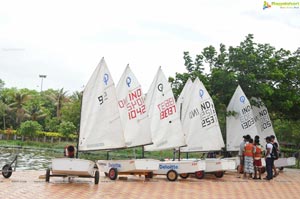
[[157, 98, 176, 119]]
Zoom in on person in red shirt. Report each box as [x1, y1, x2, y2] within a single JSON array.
[[253, 138, 263, 179], [64, 145, 76, 158]]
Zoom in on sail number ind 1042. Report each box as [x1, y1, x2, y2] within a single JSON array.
[[118, 88, 146, 120]]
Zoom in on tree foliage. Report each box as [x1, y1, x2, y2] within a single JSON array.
[[19, 120, 42, 139], [170, 34, 300, 144]]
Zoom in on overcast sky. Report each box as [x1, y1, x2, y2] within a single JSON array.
[[1, 0, 299, 94]]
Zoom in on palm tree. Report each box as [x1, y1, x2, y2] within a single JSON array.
[[27, 103, 47, 121], [0, 101, 8, 130], [48, 88, 69, 119], [9, 92, 30, 127]]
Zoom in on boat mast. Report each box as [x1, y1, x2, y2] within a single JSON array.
[[75, 91, 84, 159]]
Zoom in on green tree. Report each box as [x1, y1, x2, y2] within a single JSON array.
[[170, 34, 300, 144], [45, 117, 60, 132], [61, 91, 82, 132], [58, 121, 76, 138], [9, 92, 30, 127], [18, 120, 42, 139], [48, 88, 69, 119]]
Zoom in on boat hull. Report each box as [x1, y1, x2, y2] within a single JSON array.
[[154, 160, 206, 175], [97, 159, 159, 173], [204, 158, 236, 172], [228, 156, 296, 168], [51, 158, 96, 176]]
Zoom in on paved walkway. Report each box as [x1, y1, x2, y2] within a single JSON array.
[[0, 169, 300, 199]]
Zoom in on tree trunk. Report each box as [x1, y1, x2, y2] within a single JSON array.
[[3, 115, 5, 130]]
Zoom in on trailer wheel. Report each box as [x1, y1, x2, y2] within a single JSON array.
[[108, 168, 118, 180], [166, 170, 178, 181], [195, 170, 205, 179], [2, 164, 12, 179], [94, 170, 99, 184], [145, 172, 153, 179], [179, 173, 189, 179], [45, 168, 50, 182], [279, 167, 284, 171], [214, 171, 224, 178]]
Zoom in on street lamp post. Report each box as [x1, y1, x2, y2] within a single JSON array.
[[39, 75, 47, 92]]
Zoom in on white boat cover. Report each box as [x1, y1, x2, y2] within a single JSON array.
[[116, 65, 152, 147], [79, 58, 126, 151], [145, 67, 186, 151], [181, 77, 225, 152], [226, 85, 258, 151]]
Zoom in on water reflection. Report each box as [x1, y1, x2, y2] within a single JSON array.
[[0, 147, 63, 170]]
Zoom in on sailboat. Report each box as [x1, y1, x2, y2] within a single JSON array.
[[251, 97, 296, 169], [145, 68, 205, 181], [226, 85, 258, 151], [46, 58, 124, 184], [179, 77, 235, 178], [97, 64, 158, 180]]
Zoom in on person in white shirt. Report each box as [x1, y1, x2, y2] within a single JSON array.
[[237, 134, 250, 177], [264, 136, 273, 180]]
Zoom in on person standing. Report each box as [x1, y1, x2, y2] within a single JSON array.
[[270, 135, 279, 177], [237, 135, 250, 177], [243, 138, 255, 179], [253, 138, 263, 179], [264, 136, 273, 180]]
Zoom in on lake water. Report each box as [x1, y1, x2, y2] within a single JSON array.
[[0, 147, 63, 171]]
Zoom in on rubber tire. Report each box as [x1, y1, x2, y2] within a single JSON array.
[[108, 168, 118, 180], [195, 170, 205, 179], [279, 167, 284, 171], [145, 172, 153, 179], [45, 168, 50, 182], [261, 167, 266, 174], [166, 170, 178, 181], [179, 173, 189, 179], [94, 170, 99, 184], [214, 171, 224, 178], [2, 164, 12, 179]]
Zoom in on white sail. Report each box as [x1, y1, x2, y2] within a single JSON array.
[[226, 85, 258, 151], [181, 77, 225, 152], [251, 97, 278, 147], [116, 65, 152, 147], [176, 78, 193, 123], [79, 58, 126, 151], [145, 67, 186, 151]]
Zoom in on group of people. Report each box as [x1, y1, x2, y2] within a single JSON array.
[[238, 134, 279, 180]]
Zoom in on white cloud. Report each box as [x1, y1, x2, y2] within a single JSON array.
[[0, 0, 299, 93]]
